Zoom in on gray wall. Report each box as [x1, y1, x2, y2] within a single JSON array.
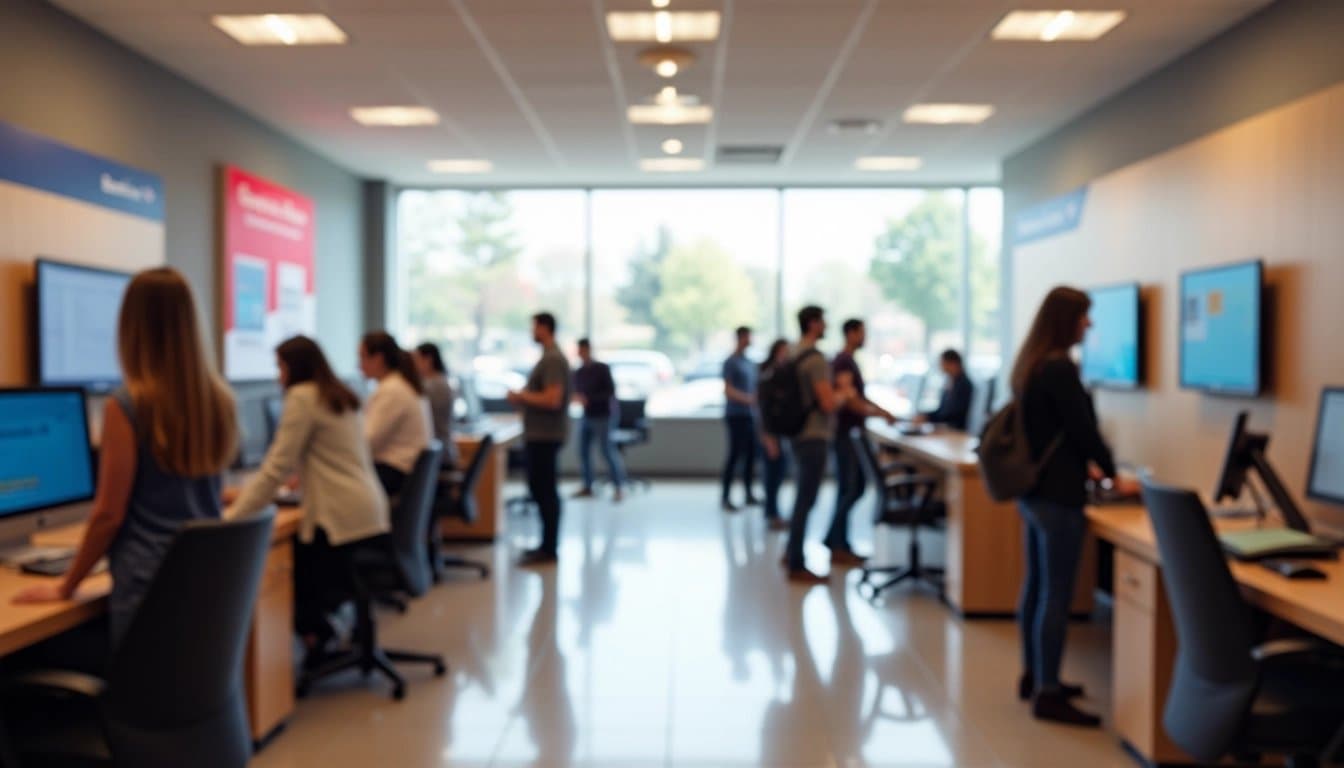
[[0, 0, 366, 373], [1003, 0, 1344, 220]]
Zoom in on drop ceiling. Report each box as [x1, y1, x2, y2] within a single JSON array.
[[49, 0, 1271, 186]]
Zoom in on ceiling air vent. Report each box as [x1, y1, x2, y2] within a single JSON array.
[[715, 144, 784, 165]]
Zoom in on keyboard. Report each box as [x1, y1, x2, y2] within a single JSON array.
[[20, 554, 75, 577]]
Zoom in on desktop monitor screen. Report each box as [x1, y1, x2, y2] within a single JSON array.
[[0, 388, 95, 519], [1307, 387, 1344, 507], [1082, 283, 1141, 389], [37, 259, 132, 391], [235, 396, 271, 469], [1179, 260, 1263, 396]]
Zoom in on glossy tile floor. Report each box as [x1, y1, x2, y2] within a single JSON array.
[[251, 481, 1134, 768]]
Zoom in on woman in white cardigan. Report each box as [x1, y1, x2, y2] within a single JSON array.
[[359, 331, 432, 496], [228, 336, 389, 661]]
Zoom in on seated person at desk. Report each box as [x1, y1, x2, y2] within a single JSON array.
[[413, 342, 461, 469], [914, 349, 973, 430], [359, 331, 432, 497], [13, 268, 238, 650], [226, 336, 389, 663]]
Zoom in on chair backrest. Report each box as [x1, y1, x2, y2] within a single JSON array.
[[1143, 480, 1258, 762], [103, 514, 274, 768], [442, 434, 494, 524], [390, 442, 444, 596], [617, 398, 647, 431], [850, 429, 890, 519], [966, 376, 995, 436]]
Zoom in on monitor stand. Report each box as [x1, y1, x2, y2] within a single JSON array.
[[1245, 444, 1313, 534]]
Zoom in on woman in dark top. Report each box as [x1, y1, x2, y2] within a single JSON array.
[[757, 339, 793, 531], [1011, 286, 1139, 727], [13, 268, 238, 647]]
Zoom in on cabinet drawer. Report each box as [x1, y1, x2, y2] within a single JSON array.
[[1115, 550, 1158, 613]]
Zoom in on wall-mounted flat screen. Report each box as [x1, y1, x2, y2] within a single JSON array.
[[37, 259, 131, 391], [1082, 283, 1142, 389], [1179, 260, 1263, 396]]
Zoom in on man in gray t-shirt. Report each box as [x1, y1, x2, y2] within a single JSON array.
[[784, 306, 854, 584], [507, 312, 572, 566]]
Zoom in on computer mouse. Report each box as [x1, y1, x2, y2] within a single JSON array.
[[1262, 559, 1328, 579]]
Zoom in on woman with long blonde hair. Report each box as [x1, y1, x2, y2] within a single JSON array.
[[14, 268, 237, 646]]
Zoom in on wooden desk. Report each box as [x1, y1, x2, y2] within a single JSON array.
[[1088, 505, 1344, 765], [2, 508, 301, 743], [441, 415, 524, 541], [868, 424, 1095, 617]]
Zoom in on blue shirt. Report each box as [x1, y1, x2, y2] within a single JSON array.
[[108, 390, 222, 645], [722, 353, 757, 419]]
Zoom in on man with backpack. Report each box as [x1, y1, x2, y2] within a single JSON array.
[[779, 306, 854, 584]]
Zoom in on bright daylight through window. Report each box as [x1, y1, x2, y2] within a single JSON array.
[[393, 188, 1002, 418]]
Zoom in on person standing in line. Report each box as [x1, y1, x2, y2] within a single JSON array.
[[915, 349, 974, 431], [1012, 287, 1140, 727], [758, 339, 793, 532], [571, 338, 626, 502], [830, 319, 897, 562], [359, 331, 432, 497], [507, 312, 572, 567], [414, 342, 461, 469], [721, 326, 761, 511], [784, 306, 854, 585]]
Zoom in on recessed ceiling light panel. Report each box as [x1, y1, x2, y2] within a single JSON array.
[[991, 10, 1126, 42], [662, 139, 684, 155], [640, 157, 705, 172], [903, 103, 995, 125], [428, 159, 492, 174], [212, 14, 348, 46], [855, 156, 922, 171], [350, 106, 440, 127], [606, 11, 721, 42]]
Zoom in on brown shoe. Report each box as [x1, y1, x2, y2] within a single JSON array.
[[787, 568, 829, 585], [829, 548, 869, 567], [767, 517, 790, 532]]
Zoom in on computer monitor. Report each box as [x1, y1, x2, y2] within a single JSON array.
[[1307, 387, 1344, 507], [234, 396, 271, 469], [1179, 260, 1263, 396], [36, 258, 132, 392], [1212, 410, 1311, 532], [453, 373, 484, 423], [262, 395, 284, 445], [0, 388, 96, 537], [1082, 282, 1142, 389]]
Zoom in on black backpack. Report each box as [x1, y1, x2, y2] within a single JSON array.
[[975, 400, 1063, 502], [757, 348, 821, 437]]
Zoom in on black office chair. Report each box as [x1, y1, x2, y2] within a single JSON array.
[[300, 445, 448, 701], [1144, 480, 1344, 767], [966, 375, 996, 436], [851, 430, 945, 601], [4, 515, 274, 768], [611, 398, 651, 491], [429, 434, 493, 580]]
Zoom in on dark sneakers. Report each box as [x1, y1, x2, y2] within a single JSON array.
[[1018, 675, 1085, 701], [721, 500, 741, 513], [827, 547, 869, 567], [517, 548, 558, 568], [787, 568, 830, 585], [766, 517, 790, 532], [1031, 691, 1101, 728]]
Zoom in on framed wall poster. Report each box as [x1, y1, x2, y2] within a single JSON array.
[[218, 166, 316, 381]]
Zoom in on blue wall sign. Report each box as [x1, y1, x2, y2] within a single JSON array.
[[1013, 187, 1087, 246]]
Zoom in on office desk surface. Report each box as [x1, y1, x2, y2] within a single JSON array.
[[456, 414, 523, 445], [0, 508, 302, 658], [866, 424, 978, 472], [1088, 505, 1344, 646]]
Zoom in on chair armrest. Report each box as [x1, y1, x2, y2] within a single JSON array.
[[8, 669, 106, 700], [1252, 638, 1344, 664], [884, 474, 940, 490]]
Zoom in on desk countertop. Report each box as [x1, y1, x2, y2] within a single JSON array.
[[867, 423, 978, 472], [1088, 504, 1344, 646]]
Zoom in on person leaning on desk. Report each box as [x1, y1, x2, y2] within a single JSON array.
[[223, 336, 390, 666], [11, 268, 238, 652]]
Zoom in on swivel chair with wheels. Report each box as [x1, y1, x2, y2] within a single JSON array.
[[851, 430, 946, 601], [300, 444, 448, 701], [3, 515, 274, 768], [429, 434, 493, 580], [610, 398, 651, 491], [1145, 480, 1344, 768]]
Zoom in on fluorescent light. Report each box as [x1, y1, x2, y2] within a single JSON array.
[[903, 103, 995, 125], [656, 59, 679, 77], [662, 138, 684, 155], [652, 0, 670, 7], [855, 156, 922, 171], [349, 106, 440, 127], [629, 87, 713, 125], [606, 11, 721, 42], [640, 157, 704, 172], [212, 14, 347, 46], [428, 159, 492, 174], [991, 10, 1126, 42]]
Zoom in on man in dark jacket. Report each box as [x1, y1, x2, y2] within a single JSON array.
[[918, 349, 974, 430], [572, 339, 626, 501]]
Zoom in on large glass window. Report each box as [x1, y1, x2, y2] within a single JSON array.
[[591, 190, 779, 416], [394, 190, 586, 400], [391, 187, 1002, 417]]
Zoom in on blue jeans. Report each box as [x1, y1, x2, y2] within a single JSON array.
[[828, 432, 867, 551], [785, 439, 829, 571], [578, 416, 625, 490], [1017, 498, 1087, 692], [763, 437, 791, 520], [721, 415, 758, 502]]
